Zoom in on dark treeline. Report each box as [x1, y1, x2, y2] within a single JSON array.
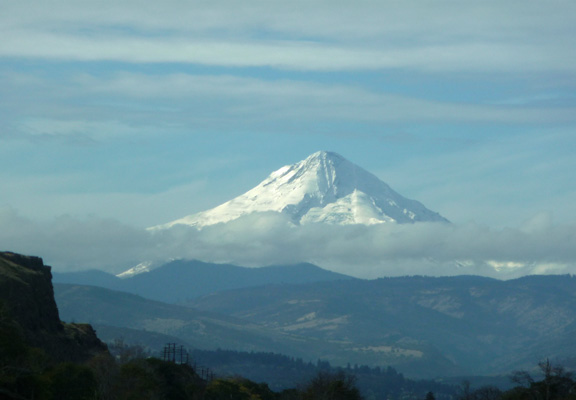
[[189, 348, 458, 399], [0, 327, 361, 400], [4, 323, 576, 400]]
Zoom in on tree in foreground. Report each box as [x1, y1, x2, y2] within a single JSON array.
[[507, 359, 576, 400], [301, 371, 363, 400]]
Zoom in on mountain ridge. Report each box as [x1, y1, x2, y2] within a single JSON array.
[[54, 281, 459, 378], [53, 259, 355, 303], [187, 274, 576, 375]]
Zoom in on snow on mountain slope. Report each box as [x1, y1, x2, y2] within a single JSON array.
[[116, 261, 153, 279], [152, 151, 449, 229], [116, 259, 178, 278]]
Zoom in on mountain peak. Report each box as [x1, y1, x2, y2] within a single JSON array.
[[302, 150, 349, 169], [307, 150, 344, 161], [271, 150, 344, 177], [152, 151, 448, 229]]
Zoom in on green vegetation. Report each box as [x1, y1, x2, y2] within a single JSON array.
[[300, 371, 362, 400], [0, 327, 357, 400]]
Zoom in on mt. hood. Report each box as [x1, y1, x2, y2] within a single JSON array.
[[153, 151, 448, 229]]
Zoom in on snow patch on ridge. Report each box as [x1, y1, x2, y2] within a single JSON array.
[[116, 259, 177, 278], [116, 261, 153, 278]]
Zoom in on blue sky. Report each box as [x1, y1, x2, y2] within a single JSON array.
[[1, 1, 576, 275]]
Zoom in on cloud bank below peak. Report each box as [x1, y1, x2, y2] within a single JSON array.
[[1, 207, 574, 279]]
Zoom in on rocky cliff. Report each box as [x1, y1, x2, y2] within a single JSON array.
[[0, 251, 107, 363]]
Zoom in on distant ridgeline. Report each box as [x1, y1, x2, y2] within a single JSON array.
[[54, 259, 576, 378]]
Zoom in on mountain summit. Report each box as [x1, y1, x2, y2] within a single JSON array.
[[153, 151, 448, 229]]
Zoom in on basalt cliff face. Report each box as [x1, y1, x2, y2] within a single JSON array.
[[0, 251, 107, 363]]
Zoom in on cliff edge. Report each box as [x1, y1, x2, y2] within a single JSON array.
[[0, 251, 108, 363]]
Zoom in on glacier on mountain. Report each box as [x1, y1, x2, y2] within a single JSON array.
[[151, 151, 448, 230]]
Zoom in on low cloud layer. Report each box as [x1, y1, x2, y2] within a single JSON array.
[[2, 207, 575, 279]]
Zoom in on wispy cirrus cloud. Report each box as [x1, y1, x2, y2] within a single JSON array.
[[3, 71, 575, 145], [2, 1, 576, 73], [2, 32, 574, 74]]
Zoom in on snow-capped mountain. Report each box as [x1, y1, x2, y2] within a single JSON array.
[[152, 151, 448, 229]]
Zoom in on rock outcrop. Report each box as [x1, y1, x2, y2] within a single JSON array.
[[0, 251, 108, 363]]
